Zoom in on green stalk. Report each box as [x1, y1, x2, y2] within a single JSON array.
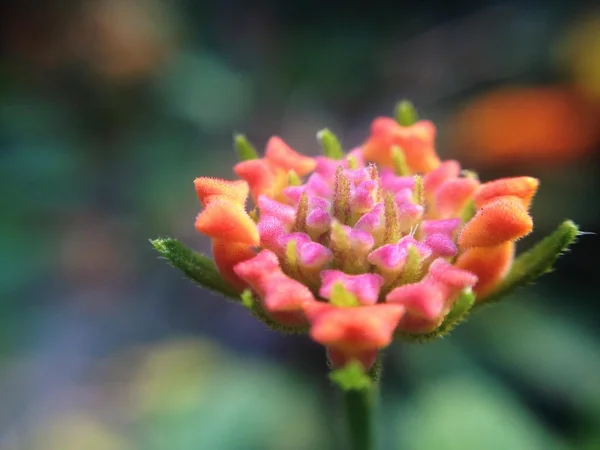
[[341, 384, 377, 450]]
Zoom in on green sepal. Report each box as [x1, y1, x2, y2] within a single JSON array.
[[317, 128, 344, 160], [440, 288, 476, 329], [395, 100, 419, 126], [347, 155, 359, 169], [395, 289, 476, 343], [460, 199, 477, 223], [366, 355, 383, 384], [240, 289, 254, 308], [461, 169, 479, 180], [479, 220, 579, 306], [391, 146, 410, 176], [459, 170, 479, 223], [396, 245, 423, 285], [283, 240, 305, 284], [287, 170, 301, 186], [151, 238, 308, 334], [329, 360, 373, 391], [150, 237, 239, 299], [330, 283, 360, 308], [234, 134, 259, 161]]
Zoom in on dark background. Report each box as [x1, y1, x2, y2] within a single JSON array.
[[1, 1, 600, 449]]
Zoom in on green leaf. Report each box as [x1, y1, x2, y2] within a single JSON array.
[[234, 134, 259, 161], [330, 360, 373, 391], [317, 128, 344, 160], [150, 237, 240, 299], [152, 238, 309, 335], [394, 100, 419, 126], [480, 220, 579, 305]]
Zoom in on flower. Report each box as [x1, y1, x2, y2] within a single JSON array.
[[449, 86, 600, 166], [187, 102, 542, 369]]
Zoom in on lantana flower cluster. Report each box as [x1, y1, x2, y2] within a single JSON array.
[[193, 107, 538, 369]]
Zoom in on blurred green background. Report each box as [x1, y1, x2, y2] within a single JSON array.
[[1, 1, 600, 449]]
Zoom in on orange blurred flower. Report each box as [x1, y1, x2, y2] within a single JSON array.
[[450, 86, 600, 166]]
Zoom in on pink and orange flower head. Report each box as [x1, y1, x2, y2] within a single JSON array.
[[192, 103, 539, 369]]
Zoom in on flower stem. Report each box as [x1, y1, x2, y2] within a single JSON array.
[[342, 385, 376, 450]]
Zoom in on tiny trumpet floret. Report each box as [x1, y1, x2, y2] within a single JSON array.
[[191, 103, 540, 369]]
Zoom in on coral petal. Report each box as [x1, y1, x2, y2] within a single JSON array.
[[262, 273, 315, 324], [397, 235, 433, 258], [212, 239, 256, 291], [315, 156, 350, 183], [397, 121, 441, 173], [303, 302, 404, 354], [234, 159, 277, 201], [424, 233, 458, 257], [455, 241, 515, 299], [195, 199, 259, 245], [368, 243, 406, 272], [320, 271, 385, 305], [362, 118, 441, 173], [380, 168, 415, 191], [427, 258, 478, 290], [306, 208, 332, 238], [475, 176, 539, 209], [361, 118, 400, 167], [386, 281, 446, 321], [434, 177, 480, 218], [194, 177, 249, 207], [257, 216, 289, 253], [458, 197, 533, 248], [355, 203, 384, 231], [371, 117, 399, 135], [265, 136, 316, 176], [421, 218, 462, 237], [298, 242, 333, 268], [258, 195, 296, 224], [424, 160, 461, 194], [233, 250, 280, 296]]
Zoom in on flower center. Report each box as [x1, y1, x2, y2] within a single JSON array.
[[256, 155, 475, 302]]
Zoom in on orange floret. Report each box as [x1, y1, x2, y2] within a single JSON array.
[[458, 197, 533, 249], [265, 136, 316, 176], [362, 117, 441, 173], [194, 177, 249, 207], [195, 199, 260, 245], [212, 239, 256, 291], [456, 241, 515, 299], [424, 160, 461, 194], [303, 302, 405, 368], [475, 176, 539, 209], [434, 177, 480, 218]]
